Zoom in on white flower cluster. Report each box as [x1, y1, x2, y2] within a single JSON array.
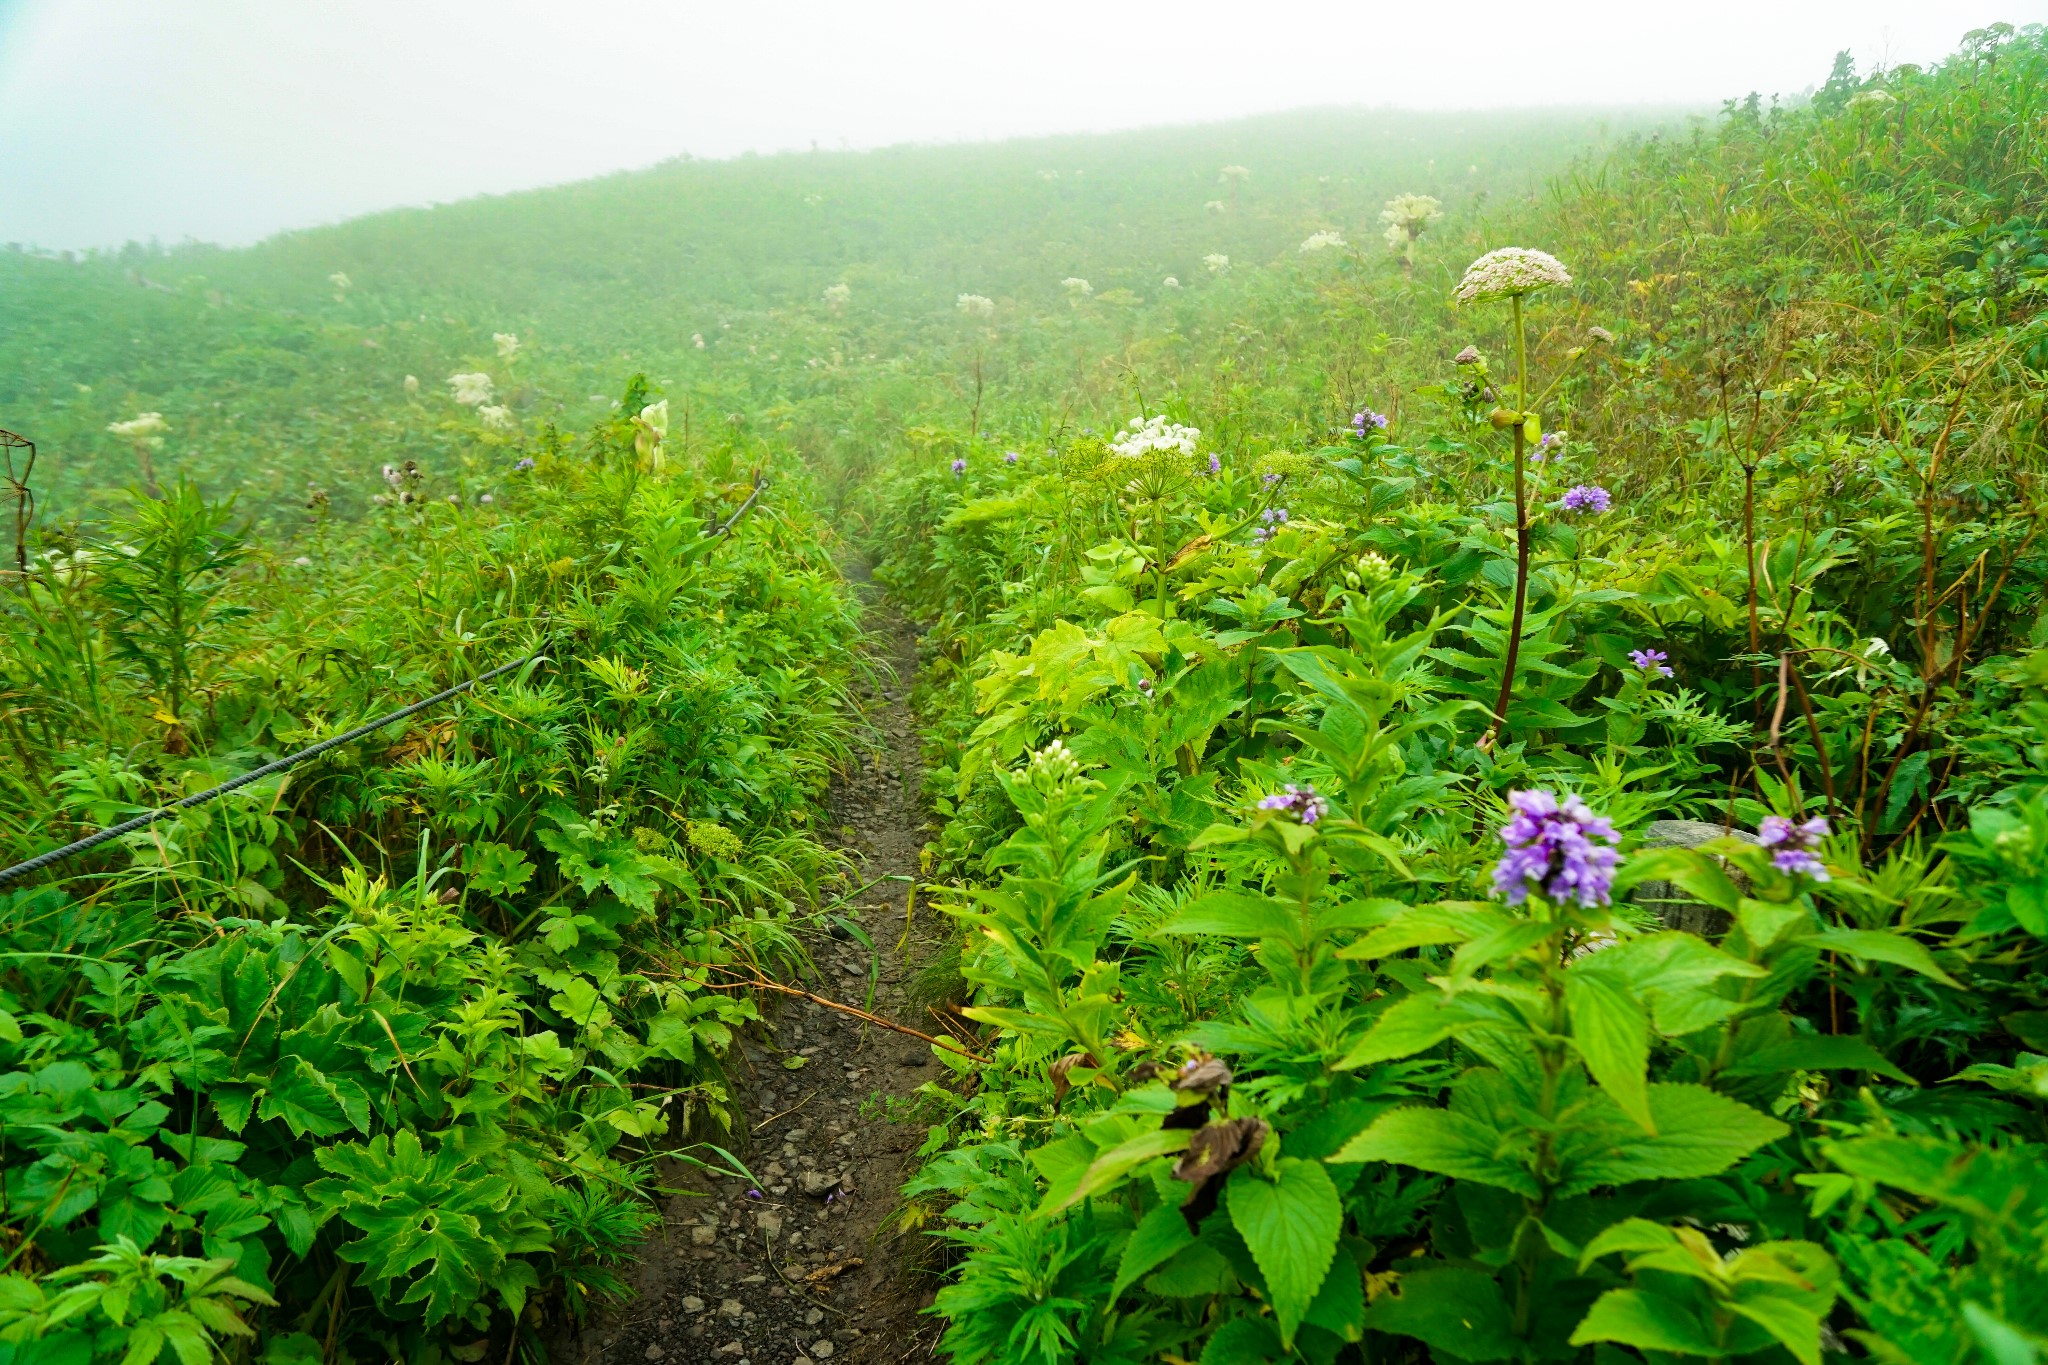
[[823, 283, 851, 308], [1380, 193, 1443, 249], [494, 332, 520, 358], [107, 412, 168, 442], [1218, 165, 1250, 183], [1112, 414, 1201, 461], [1162, 276, 1180, 289], [1203, 253, 1230, 274], [1026, 737, 1084, 792], [1062, 277, 1092, 298], [328, 272, 351, 291], [478, 405, 515, 432], [1204, 199, 1227, 214], [403, 374, 420, 395], [447, 372, 495, 406], [692, 333, 706, 348], [1451, 247, 1572, 304], [957, 293, 995, 318], [1299, 230, 1347, 253]]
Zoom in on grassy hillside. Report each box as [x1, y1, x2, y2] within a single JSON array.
[[0, 106, 1660, 521], [6, 20, 2048, 1365]]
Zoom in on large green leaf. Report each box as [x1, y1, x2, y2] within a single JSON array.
[[1724, 1033, 1915, 1085], [1570, 1288, 1721, 1354], [1364, 1266, 1518, 1362], [1113, 1205, 1193, 1301], [1332, 1106, 1540, 1197], [1564, 1084, 1787, 1193], [1566, 970, 1653, 1133], [1224, 1158, 1343, 1347], [1805, 926, 1961, 988]]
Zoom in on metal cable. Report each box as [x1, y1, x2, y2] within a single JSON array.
[[0, 645, 547, 888]]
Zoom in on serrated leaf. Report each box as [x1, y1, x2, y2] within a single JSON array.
[[1570, 1288, 1722, 1354], [1042, 1128, 1190, 1217], [1724, 1033, 1915, 1085], [1566, 970, 1653, 1133], [1224, 1158, 1343, 1348], [1727, 1293, 1826, 1365], [1112, 1204, 1192, 1301], [1567, 1084, 1787, 1192], [1334, 1105, 1540, 1197]]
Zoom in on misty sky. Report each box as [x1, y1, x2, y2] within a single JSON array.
[[0, 0, 2032, 249]]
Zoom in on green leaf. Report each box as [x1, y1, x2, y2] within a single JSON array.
[[1566, 970, 1653, 1133], [1156, 890, 1296, 941], [1723, 1033, 1915, 1085], [1615, 846, 1744, 912], [1806, 926, 1961, 988], [1112, 1205, 1193, 1301], [259, 1058, 367, 1138], [1334, 1105, 1540, 1197], [1335, 993, 1470, 1069], [1364, 1266, 1518, 1362], [1727, 1293, 1826, 1365], [1224, 1158, 1343, 1348], [1567, 1084, 1788, 1192], [1338, 902, 1505, 959], [1042, 1128, 1190, 1216], [1570, 1288, 1722, 1355]]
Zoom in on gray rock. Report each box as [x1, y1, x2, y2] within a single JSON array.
[[800, 1169, 844, 1196], [1633, 820, 1755, 938]]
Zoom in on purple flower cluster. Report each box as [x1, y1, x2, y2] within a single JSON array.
[[1257, 784, 1326, 825], [1759, 815, 1831, 881], [1352, 409, 1389, 436], [514, 457, 536, 472], [1629, 648, 1674, 678], [1262, 471, 1283, 487], [1004, 451, 1020, 465], [1208, 453, 1222, 475], [1492, 789, 1620, 907], [951, 458, 967, 477], [1531, 432, 1563, 464], [1560, 484, 1612, 514]]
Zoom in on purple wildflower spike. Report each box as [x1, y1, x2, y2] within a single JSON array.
[[1560, 484, 1611, 514], [1257, 784, 1326, 825], [1628, 648, 1674, 678], [1491, 789, 1620, 907]]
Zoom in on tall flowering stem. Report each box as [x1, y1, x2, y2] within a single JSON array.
[[1490, 292, 1534, 751]]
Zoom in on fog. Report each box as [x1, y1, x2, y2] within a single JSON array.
[[0, 0, 2028, 249]]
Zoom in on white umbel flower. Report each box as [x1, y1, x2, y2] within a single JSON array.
[[957, 293, 995, 318], [1452, 248, 1572, 304], [478, 405, 515, 432], [1218, 165, 1250, 183], [403, 374, 420, 395], [1203, 253, 1230, 274], [1379, 194, 1443, 244], [1203, 199, 1227, 214], [823, 283, 851, 309], [1299, 230, 1347, 253], [107, 412, 168, 442], [1162, 276, 1180, 289], [1112, 414, 1201, 460], [494, 332, 520, 358], [447, 372, 495, 406], [692, 333, 705, 348], [1062, 277, 1092, 298], [328, 272, 351, 290]]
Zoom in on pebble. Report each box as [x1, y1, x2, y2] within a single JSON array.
[[681, 1296, 705, 1313], [804, 1309, 824, 1327], [690, 1225, 719, 1246], [719, 1298, 744, 1319], [811, 1341, 836, 1359], [644, 1347, 665, 1361]]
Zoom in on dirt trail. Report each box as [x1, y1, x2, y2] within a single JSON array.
[[574, 575, 946, 1365]]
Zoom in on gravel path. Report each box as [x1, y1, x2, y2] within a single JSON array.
[[570, 578, 947, 1365]]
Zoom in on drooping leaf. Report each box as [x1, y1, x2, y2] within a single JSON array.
[[1566, 969, 1654, 1133], [1224, 1158, 1343, 1348]]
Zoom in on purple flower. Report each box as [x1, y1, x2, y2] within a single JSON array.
[[514, 457, 535, 471], [1758, 815, 1830, 881], [1136, 678, 1154, 695], [1004, 451, 1020, 465], [1560, 484, 1611, 514], [1208, 453, 1222, 475], [1262, 471, 1283, 487], [1491, 789, 1620, 907], [1351, 409, 1389, 435], [1261, 507, 1289, 524], [746, 1189, 763, 1200], [1257, 784, 1327, 825], [1531, 432, 1563, 464], [1628, 648, 1674, 679], [951, 458, 966, 477], [1251, 527, 1271, 544]]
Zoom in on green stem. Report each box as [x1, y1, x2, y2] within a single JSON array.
[[1487, 295, 1533, 750]]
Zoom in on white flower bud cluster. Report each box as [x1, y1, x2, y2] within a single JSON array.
[[1203, 253, 1230, 274], [1299, 230, 1347, 253], [107, 412, 168, 442], [1452, 248, 1572, 304], [447, 372, 495, 407], [1379, 194, 1443, 250], [823, 283, 852, 308], [479, 405, 515, 432], [1061, 277, 1093, 298], [494, 332, 520, 358], [1026, 738, 1083, 793], [957, 293, 996, 318]]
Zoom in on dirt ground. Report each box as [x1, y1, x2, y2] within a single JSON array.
[[565, 580, 951, 1365]]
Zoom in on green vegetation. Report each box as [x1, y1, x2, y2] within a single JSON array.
[[4, 19, 2048, 1365]]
